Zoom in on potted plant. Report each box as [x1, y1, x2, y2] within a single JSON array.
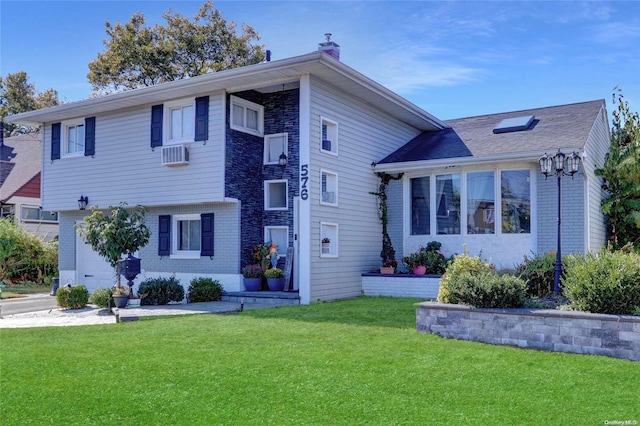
[[264, 267, 285, 291], [402, 241, 449, 275], [242, 264, 263, 291], [321, 237, 331, 254], [380, 258, 397, 274], [112, 285, 130, 308], [76, 203, 150, 303]]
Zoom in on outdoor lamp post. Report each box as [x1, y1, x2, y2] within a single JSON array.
[[539, 149, 581, 294]]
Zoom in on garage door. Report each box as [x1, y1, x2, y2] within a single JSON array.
[[76, 224, 114, 293]]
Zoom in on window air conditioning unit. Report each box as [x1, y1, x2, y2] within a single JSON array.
[[161, 145, 189, 166]]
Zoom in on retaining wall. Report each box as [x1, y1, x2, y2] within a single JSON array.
[[416, 302, 640, 361]]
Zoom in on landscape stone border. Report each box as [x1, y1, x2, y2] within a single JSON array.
[[416, 302, 640, 361]]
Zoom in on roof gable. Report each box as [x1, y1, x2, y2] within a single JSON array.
[[0, 133, 41, 203]]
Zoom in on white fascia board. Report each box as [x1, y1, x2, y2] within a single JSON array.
[[373, 148, 585, 173]]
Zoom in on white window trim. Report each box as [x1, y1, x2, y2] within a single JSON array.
[[62, 118, 85, 158], [164, 97, 195, 145], [320, 116, 338, 156], [264, 226, 289, 257], [20, 205, 59, 223], [320, 222, 338, 258], [264, 133, 288, 165], [320, 168, 338, 206], [230, 95, 264, 137], [264, 179, 289, 211], [170, 213, 201, 259]]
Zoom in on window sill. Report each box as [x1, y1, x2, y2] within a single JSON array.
[[169, 252, 201, 260]]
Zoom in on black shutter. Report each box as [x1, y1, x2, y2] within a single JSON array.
[[51, 123, 61, 160], [84, 117, 96, 156], [158, 215, 171, 256], [151, 105, 163, 148], [200, 213, 214, 257], [194, 96, 209, 142]]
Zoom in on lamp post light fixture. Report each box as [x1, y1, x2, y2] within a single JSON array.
[[538, 149, 581, 294], [78, 195, 89, 210]]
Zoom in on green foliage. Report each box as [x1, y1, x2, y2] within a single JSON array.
[[437, 248, 494, 303], [370, 172, 403, 266], [264, 267, 284, 279], [402, 241, 449, 274], [446, 271, 526, 308], [76, 203, 150, 286], [188, 277, 223, 302], [0, 217, 58, 284], [595, 88, 640, 250], [139, 276, 184, 305], [88, 287, 114, 308], [562, 249, 640, 314], [0, 71, 59, 136], [516, 252, 556, 297], [55, 285, 89, 309], [87, 1, 265, 94]]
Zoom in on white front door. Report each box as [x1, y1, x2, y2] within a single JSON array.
[[76, 223, 114, 293]]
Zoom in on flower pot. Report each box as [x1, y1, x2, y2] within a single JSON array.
[[244, 277, 262, 292], [127, 298, 141, 308], [413, 266, 427, 275], [113, 294, 129, 309], [379, 267, 395, 274], [266, 277, 285, 291]]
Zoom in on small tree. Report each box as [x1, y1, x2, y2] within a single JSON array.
[[76, 203, 150, 287]]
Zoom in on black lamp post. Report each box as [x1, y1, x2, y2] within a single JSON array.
[[539, 149, 581, 294]]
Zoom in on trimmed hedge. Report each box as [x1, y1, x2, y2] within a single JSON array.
[[188, 277, 223, 302], [89, 288, 114, 308], [56, 285, 89, 309], [446, 271, 526, 308], [563, 249, 640, 314], [517, 252, 555, 297], [437, 252, 494, 304], [139, 276, 184, 305]]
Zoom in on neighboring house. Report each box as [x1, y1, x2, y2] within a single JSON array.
[[375, 99, 610, 269], [6, 38, 610, 303], [0, 132, 59, 241]]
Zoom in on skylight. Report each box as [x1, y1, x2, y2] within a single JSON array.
[[493, 115, 535, 134]]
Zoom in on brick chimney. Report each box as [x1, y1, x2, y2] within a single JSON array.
[[318, 33, 340, 60]]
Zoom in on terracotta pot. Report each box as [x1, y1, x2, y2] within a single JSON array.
[[413, 266, 427, 275], [379, 267, 395, 274]]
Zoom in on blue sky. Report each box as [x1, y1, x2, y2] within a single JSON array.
[[2, 0, 639, 121]]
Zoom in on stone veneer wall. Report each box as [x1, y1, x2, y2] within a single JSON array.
[[361, 274, 440, 299], [416, 302, 640, 361]]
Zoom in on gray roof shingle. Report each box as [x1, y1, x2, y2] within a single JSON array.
[[379, 99, 605, 164]]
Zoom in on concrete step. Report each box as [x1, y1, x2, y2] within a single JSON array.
[[222, 291, 300, 306]]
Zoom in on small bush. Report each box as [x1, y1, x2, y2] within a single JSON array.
[[437, 250, 494, 304], [139, 276, 184, 305], [447, 271, 526, 308], [56, 285, 89, 309], [562, 249, 640, 314], [517, 252, 556, 297], [188, 277, 223, 302], [89, 288, 114, 308]]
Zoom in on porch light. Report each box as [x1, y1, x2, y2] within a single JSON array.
[[279, 152, 288, 170], [78, 195, 89, 210], [538, 149, 581, 294]]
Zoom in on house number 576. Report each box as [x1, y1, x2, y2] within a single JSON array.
[[300, 164, 309, 200]]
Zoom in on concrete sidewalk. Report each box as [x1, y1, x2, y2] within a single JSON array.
[[0, 300, 267, 329]]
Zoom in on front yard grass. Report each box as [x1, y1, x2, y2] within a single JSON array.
[[1, 297, 638, 425]]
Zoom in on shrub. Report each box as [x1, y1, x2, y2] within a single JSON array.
[[517, 252, 556, 297], [138, 276, 184, 305], [562, 249, 640, 314], [188, 277, 223, 302], [56, 285, 89, 309], [89, 288, 114, 308], [446, 271, 526, 308], [437, 250, 494, 303]]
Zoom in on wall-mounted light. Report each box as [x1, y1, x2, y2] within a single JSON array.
[[78, 195, 89, 210], [279, 152, 288, 170]]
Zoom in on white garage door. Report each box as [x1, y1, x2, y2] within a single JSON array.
[[76, 225, 114, 293]]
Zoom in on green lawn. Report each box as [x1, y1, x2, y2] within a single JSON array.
[[1, 297, 638, 425]]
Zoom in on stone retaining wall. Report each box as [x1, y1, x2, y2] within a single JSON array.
[[416, 302, 640, 361], [361, 274, 440, 299]]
